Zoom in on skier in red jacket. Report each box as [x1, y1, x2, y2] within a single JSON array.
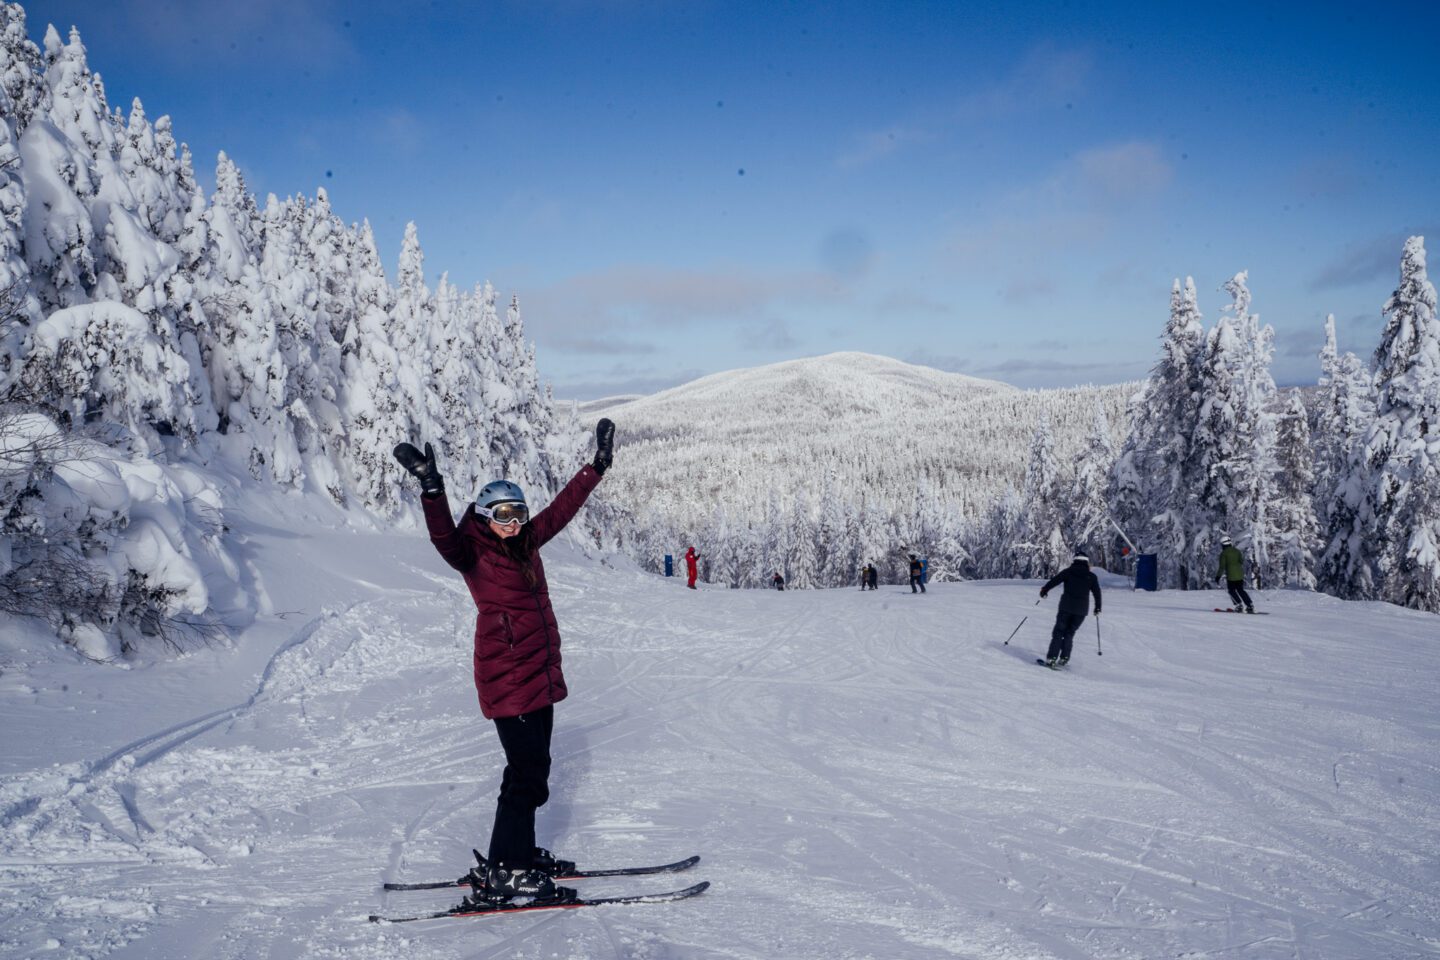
[[393, 418, 614, 905], [684, 546, 699, 589]]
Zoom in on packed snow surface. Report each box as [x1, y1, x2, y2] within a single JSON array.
[[1, 510, 1437, 959]]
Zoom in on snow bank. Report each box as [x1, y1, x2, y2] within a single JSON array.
[[0, 410, 244, 660]]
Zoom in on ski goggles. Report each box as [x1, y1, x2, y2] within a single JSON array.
[[477, 501, 530, 525]]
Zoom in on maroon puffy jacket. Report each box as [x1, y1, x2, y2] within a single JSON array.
[[422, 465, 602, 719]]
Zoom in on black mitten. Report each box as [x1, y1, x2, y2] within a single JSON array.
[[592, 418, 615, 475], [393, 441, 445, 497]]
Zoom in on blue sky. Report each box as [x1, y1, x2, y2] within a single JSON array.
[[28, 0, 1440, 398]]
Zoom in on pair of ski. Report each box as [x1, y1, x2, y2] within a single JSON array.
[[1035, 658, 1068, 670], [370, 851, 706, 922], [1213, 608, 1269, 615]]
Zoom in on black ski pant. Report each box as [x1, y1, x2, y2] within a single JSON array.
[[1225, 580, 1253, 610], [488, 704, 554, 869], [910, 574, 925, 593], [1046, 610, 1086, 662]]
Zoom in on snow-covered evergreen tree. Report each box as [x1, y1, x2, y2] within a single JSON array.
[[200, 153, 300, 484], [785, 491, 819, 589], [1222, 272, 1280, 587], [0, 7, 38, 395], [20, 26, 99, 311], [339, 220, 407, 512], [1186, 312, 1243, 587], [1313, 314, 1377, 597], [390, 220, 437, 444], [1068, 400, 1117, 568], [1013, 414, 1067, 578], [1363, 236, 1440, 610], [0, 4, 46, 137], [1109, 277, 1205, 586], [1273, 390, 1319, 589], [816, 468, 849, 586]]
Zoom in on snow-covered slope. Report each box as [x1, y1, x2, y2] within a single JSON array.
[[1, 508, 1436, 959]]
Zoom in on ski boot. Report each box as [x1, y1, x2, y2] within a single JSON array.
[[466, 847, 577, 888], [1245, 606, 1256, 614], [532, 846, 576, 877], [1045, 657, 1060, 670], [465, 849, 579, 904], [480, 863, 576, 903], [1058, 657, 1069, 667]]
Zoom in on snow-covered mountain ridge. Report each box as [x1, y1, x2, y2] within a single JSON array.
[[580, 351, 1134, 565], [584, 351, 1013, 431]]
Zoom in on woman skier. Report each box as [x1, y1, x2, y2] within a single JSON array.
[[392, 418, 614, 904]]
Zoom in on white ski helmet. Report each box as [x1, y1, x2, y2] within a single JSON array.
[[476, 479, 526, 510]]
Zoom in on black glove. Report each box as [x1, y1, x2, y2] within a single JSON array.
[[592, 418, 615, 475], [393, 441, 444, 497], [1039, 589, 1048, 599]]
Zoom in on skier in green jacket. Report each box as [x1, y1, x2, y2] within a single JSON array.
[[1215, 536, 1255, 613]]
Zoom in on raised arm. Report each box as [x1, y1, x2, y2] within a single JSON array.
[[529, 418, 613, 547], [529, 465, 602, 547], [421, 490, 476, 571], [395, 440, 475, 572]]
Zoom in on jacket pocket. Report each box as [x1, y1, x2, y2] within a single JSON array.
[[500, 612, 515, 648]]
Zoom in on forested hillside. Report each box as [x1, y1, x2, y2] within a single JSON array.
[[0, 6, 580, 658]]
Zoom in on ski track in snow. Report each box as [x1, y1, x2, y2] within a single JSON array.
[[1, 542, 1439, 959]]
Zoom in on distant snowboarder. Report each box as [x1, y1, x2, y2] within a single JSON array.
[[1215, 536, 1255, 613], [685, 547, 700, 590], [1038, 552, 1101, 667], [391, 417, 615, 904], [772, 571, 785, 591], [908, 554, 925, 593]]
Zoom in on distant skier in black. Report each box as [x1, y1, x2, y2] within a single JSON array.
[[772, 571, 785, 591], [1215, 536, 1255, 613], [908, 554, 926, 593], [867, 564, 878, 590], [1038, 552, 1101, 668]]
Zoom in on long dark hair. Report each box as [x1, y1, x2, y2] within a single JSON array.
[[474, 508, 538, 586]]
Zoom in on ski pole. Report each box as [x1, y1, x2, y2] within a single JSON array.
[[1004, 598, 1043, 645], [1095, 615, 1103, 656]]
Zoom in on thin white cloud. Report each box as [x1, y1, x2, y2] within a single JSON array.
[[1072, 141, 1173, 200], [70, 0, 354, 70], [550, 335, 658, 356], [837, 124, 935, 169], [952, 42, 1092, 121], [525, 263, 850, 337], [1310, 229, 1438, 291], [942, 139, 1172, 289], [839, 41, 1092, 169]]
